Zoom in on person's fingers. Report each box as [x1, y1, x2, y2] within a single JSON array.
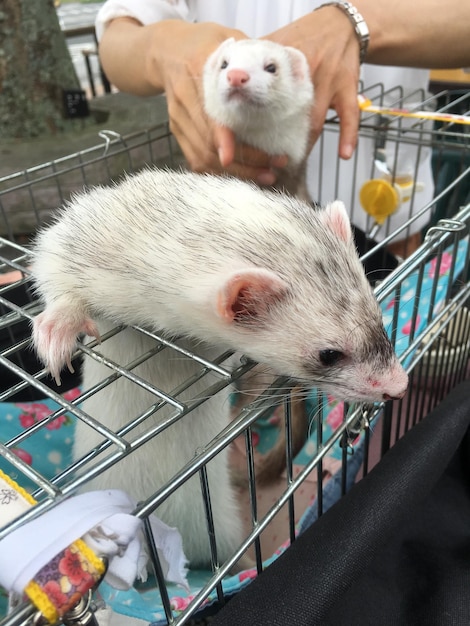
[[213, 125, 288, 170], [211, 135, 280, 183], [213, 125, 236, 167], [172, 115, 278, 183], [308, 66, 361, 160], [166, 70, 220, 171], [335, 92, 360, 160], [235, 145, 288, 169], [170, 110, 219, 171], [307, 96, 329, 153]]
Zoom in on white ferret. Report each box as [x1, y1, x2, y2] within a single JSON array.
[[203, 38, 314, 199], [32, 169, 408, 567]]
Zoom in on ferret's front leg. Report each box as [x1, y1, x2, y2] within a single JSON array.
[[32, 302, 100, 384]]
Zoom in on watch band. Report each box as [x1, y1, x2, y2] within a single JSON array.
[[315, 2, 370, 64]]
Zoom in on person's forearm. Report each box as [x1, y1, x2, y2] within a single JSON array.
[[98, 18, 195, 96], [355, 0, 470, 68]]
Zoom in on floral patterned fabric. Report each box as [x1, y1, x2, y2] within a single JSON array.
[[382, 240, 468, 368], [0, 388, 80, 492], [24, 540, 105, 624], [0, 464, 105, 624]]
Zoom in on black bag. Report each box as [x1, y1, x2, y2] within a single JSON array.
[[212, 381, 470, 626]]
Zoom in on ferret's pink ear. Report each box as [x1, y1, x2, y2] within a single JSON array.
[[216, 268, 288, 324], [285, 46, 309, 81], [207, 37, 235, 70], [215, 37, 236, 57], [321, 200, 353, 244]]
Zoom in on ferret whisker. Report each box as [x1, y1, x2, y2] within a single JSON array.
[[363, 259, 406, 282], [234, 380, 321, 404], [305, 402, 325, 440], [234, 387, 301, 403], [364, 266, 388, 280]]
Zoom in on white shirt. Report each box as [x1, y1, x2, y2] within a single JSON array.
[[96, 0, 434, 240]]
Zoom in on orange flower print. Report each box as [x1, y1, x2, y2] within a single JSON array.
[[43, 580, 68, 612], [58, 548, 88, 587]]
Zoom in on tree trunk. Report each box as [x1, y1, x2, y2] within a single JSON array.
[[0, 0, 87, 139]]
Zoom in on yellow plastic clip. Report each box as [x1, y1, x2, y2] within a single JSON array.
[[360, 176, 425, 227]]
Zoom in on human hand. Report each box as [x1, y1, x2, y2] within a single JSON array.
[[152, 21, 287, 183], [265, 8, 362, 159], [214, 126, 288, 185]]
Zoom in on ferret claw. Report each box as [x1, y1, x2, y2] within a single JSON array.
[[32, 307, 99, 384]]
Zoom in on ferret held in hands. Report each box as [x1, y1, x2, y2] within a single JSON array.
[[203, 38, 314, 199], [31, 168, 408, 566]]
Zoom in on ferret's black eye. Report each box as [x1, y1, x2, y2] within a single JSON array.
[[319, 349, 344, 367], [220, 60, 228, 70], [264, 63, 277, 73]]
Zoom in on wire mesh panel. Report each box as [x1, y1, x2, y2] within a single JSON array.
[[311, 86, 470, 257], [0, 124, 183, 241], [0, 88, 469, 626]]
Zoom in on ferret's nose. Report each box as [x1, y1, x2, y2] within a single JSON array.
[[382, 376, 409, 401], [227, 69, 250, 87], [381, 367, 409, 401], [383, 391, 406, 401]]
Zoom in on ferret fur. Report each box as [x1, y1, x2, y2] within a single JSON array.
[[203, 38, 314, 199], [31, 168, 408, 566]]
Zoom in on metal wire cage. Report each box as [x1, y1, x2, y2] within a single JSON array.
[[0, 86, 469, 626]]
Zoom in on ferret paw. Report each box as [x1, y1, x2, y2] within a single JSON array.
[[32, 308, 100, 384]]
